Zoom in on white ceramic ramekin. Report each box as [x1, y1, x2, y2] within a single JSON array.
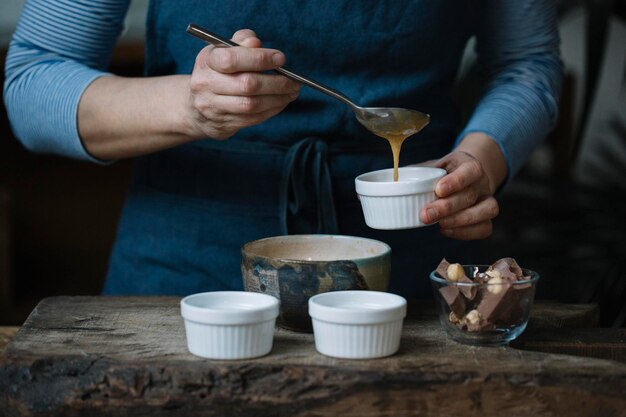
[[355, 167, 446, 230], [308, 290, 407, 359], [181, 291, 279, 360]]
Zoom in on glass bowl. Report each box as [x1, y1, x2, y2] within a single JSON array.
[[430, 265, 539, 346]]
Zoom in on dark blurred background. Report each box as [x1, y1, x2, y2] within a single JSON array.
[[1, 0, 625, 327]]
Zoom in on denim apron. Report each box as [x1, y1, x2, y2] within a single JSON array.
[[103, 0, 483, 297]]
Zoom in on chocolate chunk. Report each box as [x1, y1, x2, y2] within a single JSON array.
[[488, 258, 524, 280], [507, 283, 534, 324], [435, 258, 450, 279], [438, 285, 466, 318], [457, 276, 478, 300], [436, 259, 478, 299], [476, 282, 518, 324]]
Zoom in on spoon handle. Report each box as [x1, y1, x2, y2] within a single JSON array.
[[186, 24, 358, 109]]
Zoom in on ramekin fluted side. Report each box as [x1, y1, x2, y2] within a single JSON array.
[[311, 319, 403, 359], [183, 319, 275, 360], [358, 192, 435, 229]]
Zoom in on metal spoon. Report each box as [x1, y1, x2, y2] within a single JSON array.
[[186, 24, 430, 138]]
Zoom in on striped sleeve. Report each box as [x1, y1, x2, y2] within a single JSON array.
[[3, 0, 131, 162], [455, 0, 564, 183]]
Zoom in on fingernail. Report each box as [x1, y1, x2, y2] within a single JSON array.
[[437, 182, 450, 196], [272, 53, 284, 66], [426, 208, 437, 223]]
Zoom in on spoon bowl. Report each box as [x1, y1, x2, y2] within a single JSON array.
[[355, 107, 431, 138], [186, 24, 430, 138]]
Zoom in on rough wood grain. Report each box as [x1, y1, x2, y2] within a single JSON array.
[[510, 327, 626, 362], [528, 300, 599, 328], [0, 296, 624, 417]]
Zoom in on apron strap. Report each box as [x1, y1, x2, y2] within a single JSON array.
[[279, 137, 338, 235]]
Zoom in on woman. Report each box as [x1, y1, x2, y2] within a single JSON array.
[[4, 0, 562, 297]]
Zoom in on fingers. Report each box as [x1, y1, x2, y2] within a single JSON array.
[[207, 44, 285, 73], [192, 30, 300, 100], [438, 196, 499, 229], [194, 27, 282, 74], [440, 220, 494, 240], [191, 71, 299, 117], [196, 91, 298, 117], [434, 197, 498, 240], [417, 150, 500, 240], [188, 29, 299, 140], [435, 156, 483, 197], [206, 71, 300, 96], [420, 186, 479, 224]]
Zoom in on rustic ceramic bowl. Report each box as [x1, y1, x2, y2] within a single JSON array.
[[355, 167, 446, 229], [430, 266, 539, 346], [309, 290, 407, 359], [180, 291, 279, 359], [241, 235, 391, 332]]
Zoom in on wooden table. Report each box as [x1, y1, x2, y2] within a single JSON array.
[[0, 296, 625, 417]]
